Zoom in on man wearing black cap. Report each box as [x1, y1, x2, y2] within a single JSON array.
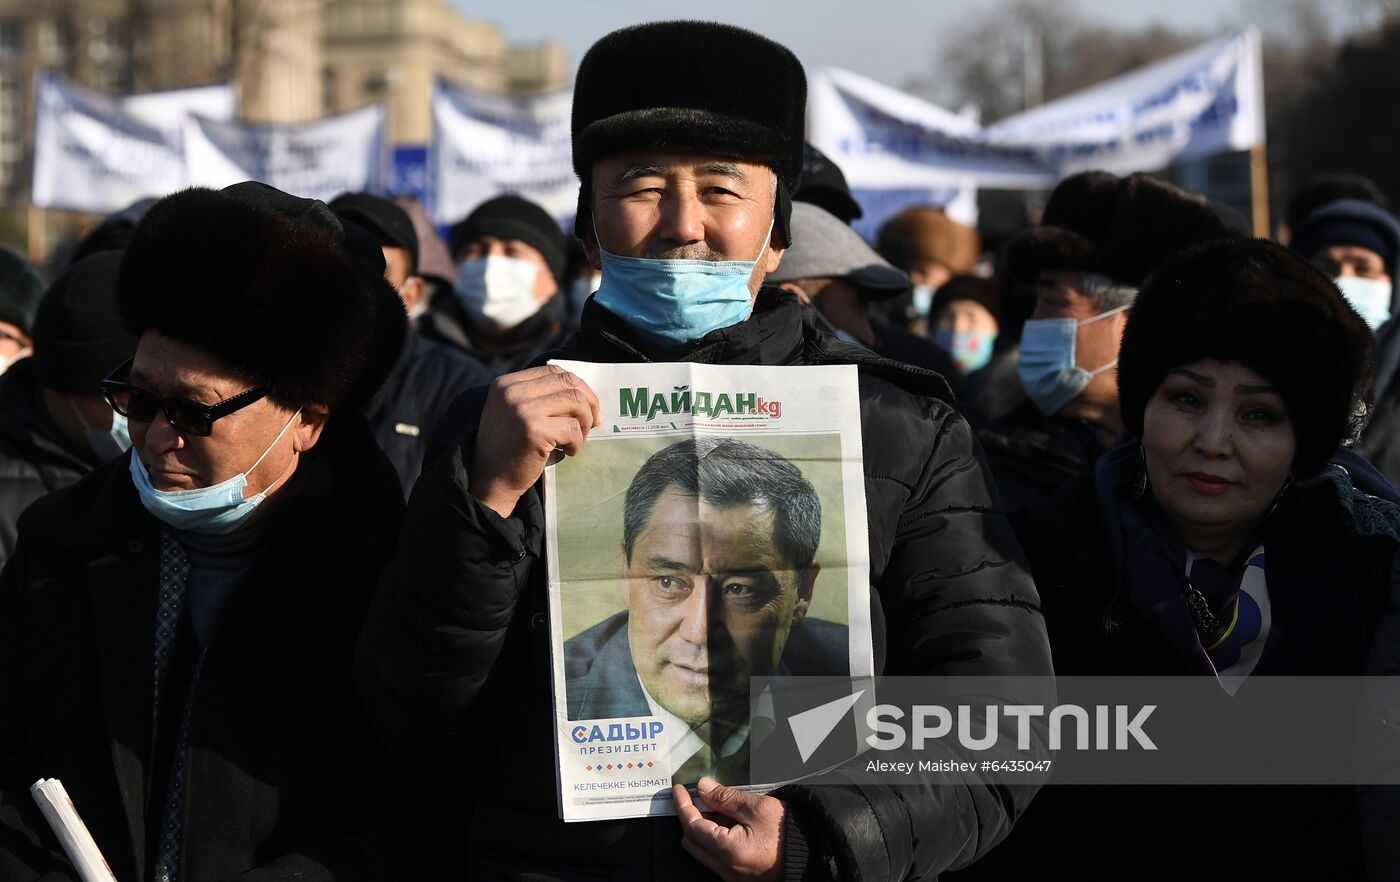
[[976, 171, 1236, 514], [0, 183, 413, 881], [357, 20, 1052, 881], [0, 251, 138, 569], [795, 143, 864, 224], [768, 201, 961, 387], [432, 194, 571, 376], [330, 191, 492, 498]]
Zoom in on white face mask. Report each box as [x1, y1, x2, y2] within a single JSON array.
[[454, 255, 544, 331], [401, 280, 429, 321], [1334, 275, 1394, 331]]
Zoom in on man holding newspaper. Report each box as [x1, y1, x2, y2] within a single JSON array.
[[355, 20, 1053, 882]]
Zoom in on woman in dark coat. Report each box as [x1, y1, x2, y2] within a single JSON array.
[[964, 237, 1400, 880]]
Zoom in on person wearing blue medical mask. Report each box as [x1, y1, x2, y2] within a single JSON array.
[[929, 276, 1003, 378], [356, 21, 1055, 882], [974, 170, 1238, 515], [0, 182, 432, 882], [768, 201, 961, 382], [120, 330, 327, 531], [0, 249, 137, 569], [874, 206, 981, 337], [579, 151, 787, 351], [1019, 268, 1134, 444]]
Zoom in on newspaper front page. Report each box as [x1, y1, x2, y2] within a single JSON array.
[[544, 360, 873, 821]]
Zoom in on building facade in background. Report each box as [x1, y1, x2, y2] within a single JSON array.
[[0, 0, 565, 219]]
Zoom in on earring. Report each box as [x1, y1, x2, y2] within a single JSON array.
[[1266, 473, 1293, 518], [1133, 444, 1149, 498]]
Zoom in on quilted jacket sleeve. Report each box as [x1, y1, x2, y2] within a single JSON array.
[[776, 384, 1055, 881], [354, 386, 545, 769]]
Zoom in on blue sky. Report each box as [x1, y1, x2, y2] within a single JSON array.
[[452, 0, 1277, 91]]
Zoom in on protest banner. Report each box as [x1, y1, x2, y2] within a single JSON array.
[[430, 79, 576, 226], [182, 104, 387, 201], [809, 66, 1052, 191], [32, 74, 235, 213], [120, 82, 239, 140], [808, 65, 1048, 233], [983, 29, 1265, 177], [543, 361, 875, 822], [809, 30, 1265, 233]]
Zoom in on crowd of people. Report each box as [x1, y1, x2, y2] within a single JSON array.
[[0, 17, 1397, 882]]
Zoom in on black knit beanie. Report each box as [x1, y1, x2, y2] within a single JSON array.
[[449, 195, 566, 283], [1290, 198, 1400, 279], [34, 251, 139, 395]]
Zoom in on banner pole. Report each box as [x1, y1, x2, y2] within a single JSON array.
[[1249, 144, 1270, 238], [27, 203, 45, 265]]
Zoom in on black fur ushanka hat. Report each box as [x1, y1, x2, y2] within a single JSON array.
[[1007, 171, 1237, 289], [1118, 238, 1373, 480], [116, 184, 406, 411], [571, 20, 807, 246]]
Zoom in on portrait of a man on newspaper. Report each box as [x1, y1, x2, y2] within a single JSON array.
[[563, 436, 848, 785]]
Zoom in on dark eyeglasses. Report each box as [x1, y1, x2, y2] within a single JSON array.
[[99, 358, 268, 437]]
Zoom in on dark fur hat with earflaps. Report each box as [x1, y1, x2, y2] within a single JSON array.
[[570, 20, 807, 246], [1008, 171, 1239, 288], [116, 183, 406, 411]]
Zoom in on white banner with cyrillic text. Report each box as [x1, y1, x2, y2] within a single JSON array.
[[32, 74, 236, 213], [182, 104, 386, 201], [430, 79, 576, 226]]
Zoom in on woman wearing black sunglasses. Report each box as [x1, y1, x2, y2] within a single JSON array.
[[0, 183, 423, 882]]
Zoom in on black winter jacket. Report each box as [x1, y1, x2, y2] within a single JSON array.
[[363, 329, 493, 498], [1360, 318, 1400, 485], [868, 319, 963, 399], [0, 415, 412, 882], [974, 399, 1110, 515], [354, 291, 1053, 881], [962, 443, 1400, 880], [0, 359, 102, 569], [420, 293, 573, 378]]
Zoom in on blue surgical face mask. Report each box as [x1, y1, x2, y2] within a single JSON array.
[[1334, 275, 1393, 331], [590, 219, 773, 352], [911, 284, 936, 318], [934, 328, 996, 374], [71, 400, 131, 460], [1017, 303, 1130, 416], [129, 408, 301, 535], [566, 271, 602, 323]]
